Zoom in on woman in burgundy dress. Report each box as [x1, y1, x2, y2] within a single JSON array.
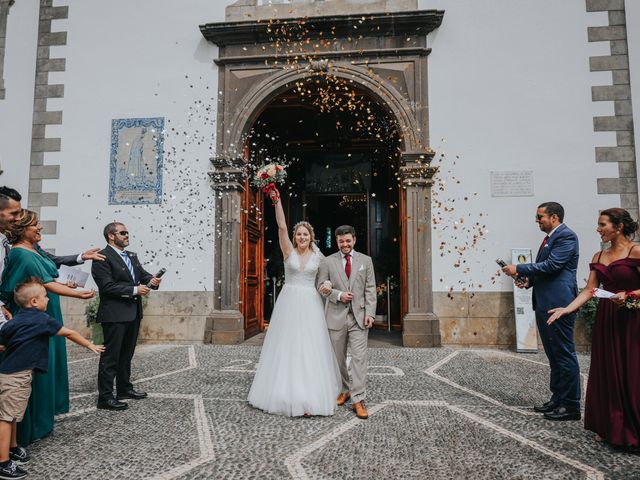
[[548, 208, 639, 448]]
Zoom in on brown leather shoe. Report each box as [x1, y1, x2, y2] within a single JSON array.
[[336, 392, 351, 406], [353, 401, 368, 419]]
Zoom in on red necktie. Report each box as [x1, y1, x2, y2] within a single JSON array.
[[539, 236, 549, 253], [345, 254, 351, 279]]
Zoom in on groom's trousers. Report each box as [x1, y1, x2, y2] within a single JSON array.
[[329, 312, 368, 403]]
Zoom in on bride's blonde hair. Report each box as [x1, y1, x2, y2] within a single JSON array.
[[292, 221, 316, 250]]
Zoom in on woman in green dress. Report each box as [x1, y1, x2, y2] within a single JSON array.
[[0, 210, 95, 445]]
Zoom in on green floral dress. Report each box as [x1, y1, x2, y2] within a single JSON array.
[[0, 246, 69, 445]]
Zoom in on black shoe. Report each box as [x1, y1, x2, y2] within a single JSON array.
[[9, 446, 28, 465], [533, 401, 558, 413], [0, 460, 27, 479], [544, 406, 581, 421], [97, 398, 128, 411], [116, 389, 147, 400]]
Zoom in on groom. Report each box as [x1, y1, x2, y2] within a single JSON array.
[[317, 225, 376, 419]]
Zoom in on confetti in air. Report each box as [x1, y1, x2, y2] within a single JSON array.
[[75, 12, 492, 296], [431, 142, 495, 298]]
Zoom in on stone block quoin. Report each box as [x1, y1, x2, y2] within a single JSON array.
[[27, 2, 69, 238], [587, 0, 638, 220]]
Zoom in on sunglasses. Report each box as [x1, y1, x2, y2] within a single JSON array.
[[535, 214, 548, 220], [115, 231, 129, 237]]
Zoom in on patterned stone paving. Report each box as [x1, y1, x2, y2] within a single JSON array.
[[22, 344, 639, 479]]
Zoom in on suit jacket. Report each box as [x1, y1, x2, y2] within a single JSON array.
[[91, 246, 155, 324], [516, 224, 579, 312], [316, 251, 376, 330], [39, 247, 82, 268]]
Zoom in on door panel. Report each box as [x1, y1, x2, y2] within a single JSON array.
[[241, 178, 263, 338], [399, 188, 407, 320]]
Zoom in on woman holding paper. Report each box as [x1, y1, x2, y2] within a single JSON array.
[[548, 208, 640, 448], [0, 210, 95, 445]]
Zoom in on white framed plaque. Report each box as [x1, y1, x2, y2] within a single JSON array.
[[511, 248, 538, 352], [490, 171, 534, 197]]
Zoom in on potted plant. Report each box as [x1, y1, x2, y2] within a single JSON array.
[[85, 295, 149, 345], [578, 295, 598, 345], [375, 281, 388, 324], [84, 294, 103, 345]]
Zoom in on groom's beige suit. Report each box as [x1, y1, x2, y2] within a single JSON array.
[[317, 250, 376, 404]]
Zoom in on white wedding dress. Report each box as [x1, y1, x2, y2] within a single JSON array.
[[248, 248, 341, 416]]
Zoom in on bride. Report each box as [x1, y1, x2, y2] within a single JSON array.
[[248, 187, 341, 416]]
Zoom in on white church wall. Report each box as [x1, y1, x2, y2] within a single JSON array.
[[422, 0, 621, 294], [0, 0, 39, 195], [39, 0, 223, 292]]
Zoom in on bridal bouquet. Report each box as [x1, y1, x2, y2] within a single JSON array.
[[252, 163, 287, 204], [624, 292, 640, 309]]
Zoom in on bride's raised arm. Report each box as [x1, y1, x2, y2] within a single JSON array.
[[270, 187, 293, 259]]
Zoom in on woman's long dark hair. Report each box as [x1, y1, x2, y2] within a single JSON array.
[[600, 208, 639, 239]]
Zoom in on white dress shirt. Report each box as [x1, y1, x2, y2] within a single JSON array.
[[341, 250, 354, 269], [337, 250, 355, 301], [0, 232, 8, 326], [547, 223, 564, 238], [0, 232, 8, 299], [109, 244, 139, 295]]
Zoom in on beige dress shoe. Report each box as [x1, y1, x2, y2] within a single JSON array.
[[353, 401, 368, 419], [336, 392, 351, 406]]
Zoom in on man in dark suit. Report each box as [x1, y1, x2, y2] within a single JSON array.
[[502, 202, 581, 421], [91, 222, 161, 410]]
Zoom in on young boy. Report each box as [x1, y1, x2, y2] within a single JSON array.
[[0, 277, 104, 479]]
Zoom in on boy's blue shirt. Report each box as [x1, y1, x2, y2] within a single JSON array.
[[0, 307, 62, 374]]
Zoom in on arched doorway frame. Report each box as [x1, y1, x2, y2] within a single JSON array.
[[234, 65, 422, 333], [204, 9, 444, 347], [224, 65, 420, 155]]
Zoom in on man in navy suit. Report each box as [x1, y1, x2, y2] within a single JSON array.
[[502, 202, 581, 421]]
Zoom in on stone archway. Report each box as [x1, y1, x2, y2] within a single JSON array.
[[225, 65, 420, 154], [201, 6, 444, 347]]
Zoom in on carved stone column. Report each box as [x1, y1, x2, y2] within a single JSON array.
[[205, 156, 245, 344], [400, 151, 441, 347]]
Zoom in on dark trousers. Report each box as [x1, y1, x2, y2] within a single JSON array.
[[535, 309, 581, 411], [97, 318, 141, 402]]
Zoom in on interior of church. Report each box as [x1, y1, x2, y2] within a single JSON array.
[[246, 80, 403, 331]]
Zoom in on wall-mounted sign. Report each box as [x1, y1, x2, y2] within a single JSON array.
[[511, 248, 538, 352], [490, 170, 534, 197]]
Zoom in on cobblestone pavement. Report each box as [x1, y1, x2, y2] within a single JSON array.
[[24, 344, 639, 479]]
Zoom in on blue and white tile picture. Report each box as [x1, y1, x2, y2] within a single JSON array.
[[109, 117, 164, 205]]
